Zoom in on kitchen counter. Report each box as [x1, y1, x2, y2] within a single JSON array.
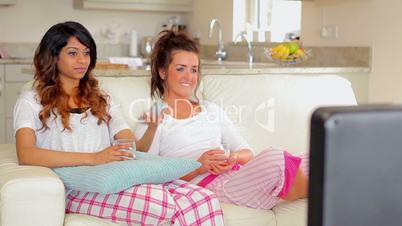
[[0, 57, 370, 107], [2, 58, 371, 76], [0, 58, 33, 64], [91, 66, 370, 77]]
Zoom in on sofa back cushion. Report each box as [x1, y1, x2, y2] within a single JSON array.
[[98, 77, 204, 130], [23, 75, 356, 156], [98, 77, 151, 130], [201, 74, 357, 155]]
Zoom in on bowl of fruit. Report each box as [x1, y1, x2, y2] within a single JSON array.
[[264, 42, 311, 65]]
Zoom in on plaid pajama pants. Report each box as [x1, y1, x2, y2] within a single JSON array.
[[205, 149, 309, 210], [66, 180, 224, 226]]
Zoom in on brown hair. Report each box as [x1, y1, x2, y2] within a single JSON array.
[[150, 29, 200, 100], [33, 21, 111, 131]]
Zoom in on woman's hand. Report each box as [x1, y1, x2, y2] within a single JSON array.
[[141, 107, 167, 129], [196, 149, 227, 175], [209, 153, 238, 175], [91, 144, 134, 165], [136, 111, 165, 152]]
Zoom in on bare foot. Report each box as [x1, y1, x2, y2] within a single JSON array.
[[282, 168, 308, 201]]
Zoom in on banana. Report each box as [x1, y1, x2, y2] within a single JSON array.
[[294, 49, 305, 58], [271, 44, 289, 59], [270, 43, 307, 62], [272, 44, 286, 53], [272, 49, 283, 59], [278, 46, 290, 59], [281, 47, 290, 60]]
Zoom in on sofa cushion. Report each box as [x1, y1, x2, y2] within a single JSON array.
[[97, 77, 203, 131], [220, 202, 276, 226], [201, 74, 357, 155], [0, 144, 66, 226], [64, 214, 123, 226], [53, 151, 201, 194], [98, 77, 152, 131], [273, 199, 307, 226], [63, 204, 278, 226]]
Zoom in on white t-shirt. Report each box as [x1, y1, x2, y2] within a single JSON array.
[[135, 101, 253, 184], [14, 90, 130, 153]]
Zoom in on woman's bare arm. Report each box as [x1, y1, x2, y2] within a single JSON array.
[[16, 128, 134, 168], [114, 128, 136, 140], [135, 124, 157, 152], [135, 112, 162, 152], [180, 168, 205, 182]]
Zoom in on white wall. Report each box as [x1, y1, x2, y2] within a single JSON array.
[[190, 0, 233, 45], [271, 0, 301, 42], [0, 0, 190, 44], [301, 0, 402, 103]]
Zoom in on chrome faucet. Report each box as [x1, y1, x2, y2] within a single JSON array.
[[208, 19, 227, 61], [235, 32, 253, 64]]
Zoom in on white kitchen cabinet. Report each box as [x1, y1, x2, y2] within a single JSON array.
[[0, 65, 5, 143], [5, 64, 34, 82], [74, 0, 193, 12], [5, 82, 25, 117], [3, 64, 33, 144]]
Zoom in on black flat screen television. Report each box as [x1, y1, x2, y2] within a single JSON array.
[[308, 105, 402, 226]]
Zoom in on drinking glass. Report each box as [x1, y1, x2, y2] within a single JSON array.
[[112, 138, 136, 159], [215, 142, 231, 164], [220, 142, 231, 157]]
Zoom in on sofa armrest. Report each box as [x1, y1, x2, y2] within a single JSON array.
[[0, 144, 66, 226]]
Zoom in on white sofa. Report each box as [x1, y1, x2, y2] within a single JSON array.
[[0, 74, 357, 226]]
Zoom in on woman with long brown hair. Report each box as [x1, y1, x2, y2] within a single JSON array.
[[14, 21, 224, 225], [137, 29, 309, 210]]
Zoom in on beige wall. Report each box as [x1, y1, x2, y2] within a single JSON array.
[[301, 0, 402, 103], [0, 0, 189, 44], [190, 0, 233, 45], [2, 0, 399, 103]]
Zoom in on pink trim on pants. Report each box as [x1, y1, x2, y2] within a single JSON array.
[[197, 163, 241, 188], [277, 151, 302, 198], [205, 149, 309, 210]]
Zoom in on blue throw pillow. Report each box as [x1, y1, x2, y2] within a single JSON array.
[[53, 151, 200, 194]]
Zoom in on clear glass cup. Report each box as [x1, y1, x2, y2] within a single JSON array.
[[112, 138, 136, 159], [220, 143, 231, 157], [216, 142, 230, 163], [209, 142, 230, 163]]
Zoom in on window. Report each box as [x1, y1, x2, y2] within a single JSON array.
[[233, 0, 301, 42]]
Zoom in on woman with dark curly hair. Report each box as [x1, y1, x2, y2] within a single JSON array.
[[14, 21, 224, 225]]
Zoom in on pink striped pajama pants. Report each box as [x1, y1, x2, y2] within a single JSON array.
[[205, 149, 309, 210], [66, 180, 224, 225]]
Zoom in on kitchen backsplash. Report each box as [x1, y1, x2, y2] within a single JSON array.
[[200, 44, 371, 68], [1, 42, 371, 68]]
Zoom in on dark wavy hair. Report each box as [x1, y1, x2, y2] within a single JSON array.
[[150, 29, 200, 100], [33, 21, 111, 131]]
